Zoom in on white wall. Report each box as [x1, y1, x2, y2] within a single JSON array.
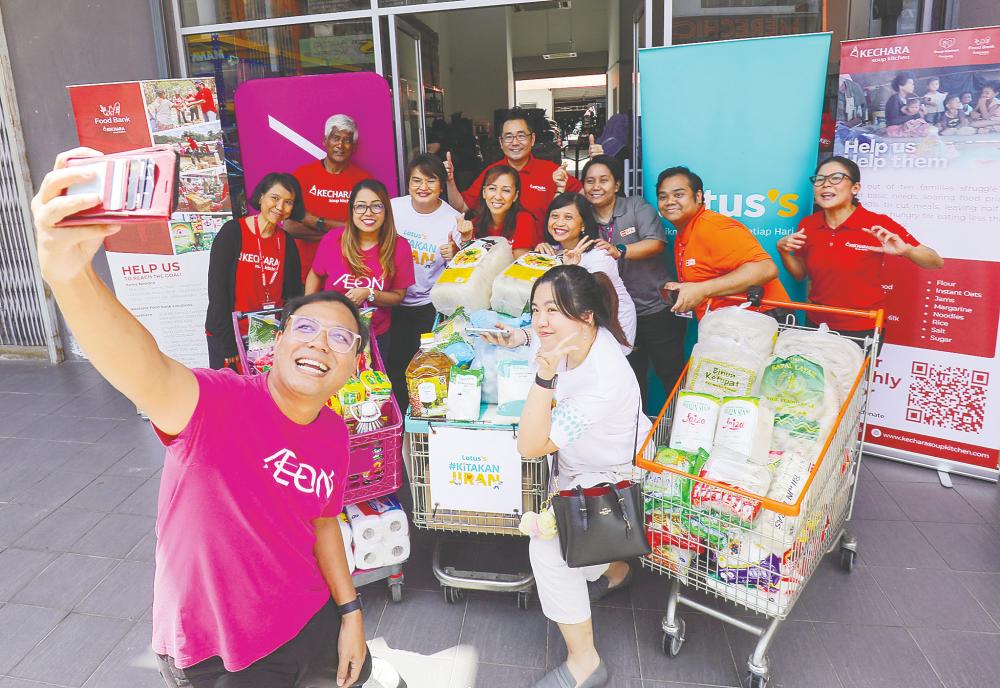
[[955, 0, 1000, 29], [515, 87, 554, 117]]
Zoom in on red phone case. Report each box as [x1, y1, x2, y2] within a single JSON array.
[[56, 145, 179, 226]]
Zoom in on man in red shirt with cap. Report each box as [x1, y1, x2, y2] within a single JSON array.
[[444, 110, 581, 239]]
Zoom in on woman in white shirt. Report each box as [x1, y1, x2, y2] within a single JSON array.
[[387, 153, 461, 410], [487, 264, 648, 688], [535, 192, 637, 354]]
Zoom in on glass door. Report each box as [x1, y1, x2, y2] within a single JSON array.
[[389, 16, 426, 185]]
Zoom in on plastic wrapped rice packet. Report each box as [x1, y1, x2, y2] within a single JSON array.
[[430, 237, 513, 315]]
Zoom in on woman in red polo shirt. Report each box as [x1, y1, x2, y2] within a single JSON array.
[[205, 173, 305, 370], [453, 164, 539, 259], [777, 155, 943, 338]]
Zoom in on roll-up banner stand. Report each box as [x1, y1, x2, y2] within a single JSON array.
[[637, 33, 831, 409], [836, 27, 1000, 481]]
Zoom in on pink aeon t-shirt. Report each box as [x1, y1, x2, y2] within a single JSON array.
[[151, 368, 349, 671], [310, 228, 415, 337]]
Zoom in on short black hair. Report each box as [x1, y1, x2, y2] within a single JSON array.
[[279, 291, 370, 353], [500, 108, 534, 134], [816, 155, 861, 183], [249, 173, 306, 222], [944, 94, 962, 106], [656, 166, 703, 196], [581, 154, 624, 192], [891, 72, 914, 93], [405, 152, 448, 187]]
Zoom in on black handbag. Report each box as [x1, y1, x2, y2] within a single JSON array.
[[550, 407, 651, 568]]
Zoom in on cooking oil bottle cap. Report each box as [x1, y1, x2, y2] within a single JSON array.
[[419, 333, 435, 348]]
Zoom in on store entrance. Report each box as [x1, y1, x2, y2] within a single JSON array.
[[384, 0, 617, 189]]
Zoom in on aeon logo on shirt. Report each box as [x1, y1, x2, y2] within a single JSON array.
[[330, 273, 384, 291], [263, 448, 337, 499], [702, 189, 799, 219]]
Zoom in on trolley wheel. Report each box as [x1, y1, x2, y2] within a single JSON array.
[[660, 617, 686, 657], [443, 586, 464, 604], [516, 591, 533, 610], [389, 582, 403, 603], [746, 673, 768, 688], [840, 548, 856, 573]]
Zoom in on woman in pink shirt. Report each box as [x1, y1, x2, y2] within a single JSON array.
[[305, 179, 415, 363]]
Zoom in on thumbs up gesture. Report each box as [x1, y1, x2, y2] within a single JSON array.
[[552, 163, 569, 193], [455, 215, 475, 242], [587, 134, 604, 158], [444, 151, 455, 182]]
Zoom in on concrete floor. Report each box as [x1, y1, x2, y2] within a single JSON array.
[[2, 360, 1000, 688]]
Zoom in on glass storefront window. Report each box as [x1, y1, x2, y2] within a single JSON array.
[[183, 19, 376, 212], [179, 0, 370, 27], [671, 0, 823, 45]]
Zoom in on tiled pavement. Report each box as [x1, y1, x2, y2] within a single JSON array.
[[2, 360, 1000, 688]]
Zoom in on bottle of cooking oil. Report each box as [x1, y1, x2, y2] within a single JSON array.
[[405, 334, 451, 418]]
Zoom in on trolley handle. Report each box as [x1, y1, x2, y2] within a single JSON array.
[[707, 295, 885, 330]]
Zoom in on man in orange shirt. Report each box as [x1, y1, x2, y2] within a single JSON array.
[[657, 166, 789, 320]]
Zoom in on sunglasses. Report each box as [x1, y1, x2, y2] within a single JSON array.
[[286, 315, 361, 354]]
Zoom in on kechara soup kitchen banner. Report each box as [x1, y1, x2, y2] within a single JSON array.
[[69, 78, 232, 368], [836, 27, 1000, 478]]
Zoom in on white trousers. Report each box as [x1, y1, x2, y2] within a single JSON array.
[[530, 535, 608, 625]]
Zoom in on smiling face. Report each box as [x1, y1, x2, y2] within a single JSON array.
[[583, 163, 620, 210], [352, 188, 386, 237], [983, 86, 998, 100], [258, 182, 296, 226], [408, 168, 443, 205], [530, 282, 593, 351], [482, 172, 518, 217], [962, 93, 973, 104], [324, 127, 356, 165], [270, 301, 361, 402], [813, 160, 859, 211], [499, 119, 534, 165], [547, 203, 584, 247], [657, 175, 702, 228], [928, 79, 940, 92]]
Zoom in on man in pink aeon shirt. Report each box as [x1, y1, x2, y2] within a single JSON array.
[[30, 149, 406, 688]]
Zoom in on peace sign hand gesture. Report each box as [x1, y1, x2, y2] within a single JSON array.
[[562, 237, 595, 266], [863, 225, 910, 256], [535, 332, 578, 381]]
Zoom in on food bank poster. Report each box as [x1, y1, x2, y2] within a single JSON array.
[[69, 78, 232, 368], [836, 27, 1000, 475]]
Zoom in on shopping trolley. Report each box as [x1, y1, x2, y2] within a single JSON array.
[[635, 296, 882, 688], [405, 412, 549, 608], [233, 308, 406, 602]]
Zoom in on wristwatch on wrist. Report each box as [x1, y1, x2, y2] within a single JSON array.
[[616, 243, 628, 260], [315, 217, 327, 233], [535, 373, 558, 389], [367, 288, 376, 303], [337, 596, 363, 616]]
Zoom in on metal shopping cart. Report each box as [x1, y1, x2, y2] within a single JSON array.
[[635, 296, 882, 688], [405, 412, 549, 608], [233, 308, 406, 602]]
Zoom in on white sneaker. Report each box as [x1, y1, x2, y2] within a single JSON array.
[[363, 656, 407, 688]]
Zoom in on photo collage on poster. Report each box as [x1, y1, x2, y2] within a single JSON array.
[[140, 78, 232, 255]]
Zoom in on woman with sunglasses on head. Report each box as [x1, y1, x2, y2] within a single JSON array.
[[453, 164, 540, 259], [305, 179, 415, 361], [205, 173, 305, 371], [387, 153, 461, 410], [777, 156, 942, 340]]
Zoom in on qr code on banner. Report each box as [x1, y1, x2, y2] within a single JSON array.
[[906, 362, 989, 433]]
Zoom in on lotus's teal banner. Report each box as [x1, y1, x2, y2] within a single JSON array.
[[638, 32, 831, 411]]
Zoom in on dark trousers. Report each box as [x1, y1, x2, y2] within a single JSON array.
[[206, 333, 237, 371], [156, 599, 372, 688], [627, 308, 689, 407], [386, 303, 437, 411]]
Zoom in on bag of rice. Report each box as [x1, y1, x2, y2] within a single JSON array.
[[490, 252, 561, 317], [773, 324, 865, 404], [714, 396, 774, 465], [668, 391, 721, 453], [759, 354, 839, 435], [698, 305, 779, 358], [430, 237, 513, 316], [688, 336, 767, 398]]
